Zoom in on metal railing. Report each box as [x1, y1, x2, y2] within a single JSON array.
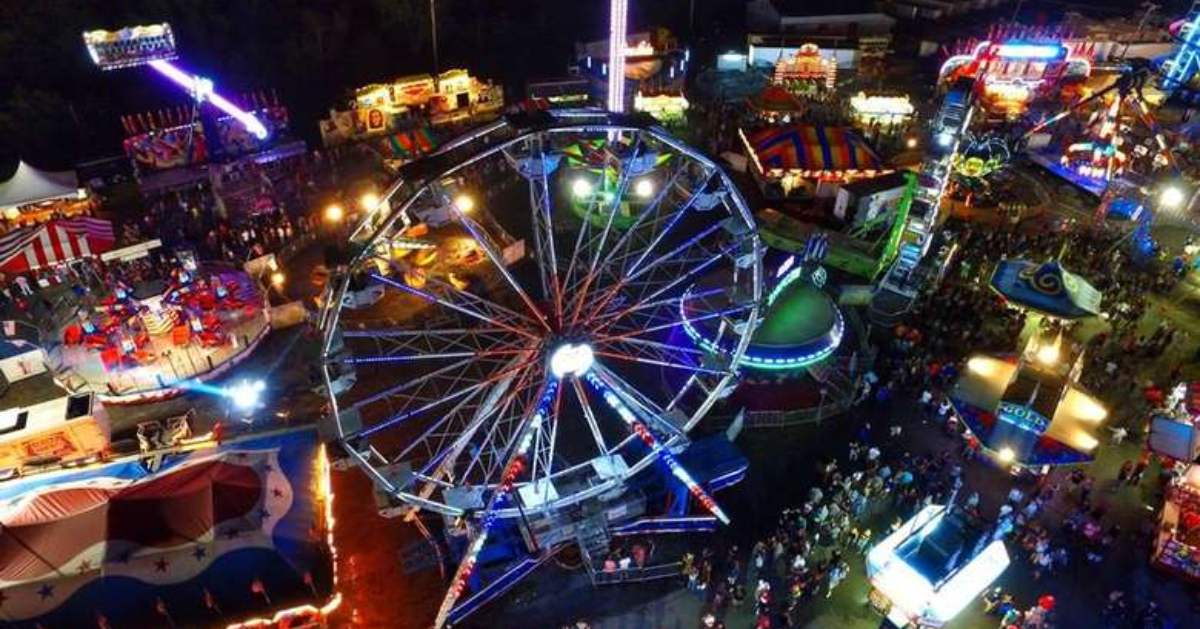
[[593, 561, 683, 585]]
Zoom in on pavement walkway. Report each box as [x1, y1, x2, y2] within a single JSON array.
[[586, 396, 1200, 629]]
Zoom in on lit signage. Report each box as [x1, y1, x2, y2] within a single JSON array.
[[995, 43, 1066, 60]]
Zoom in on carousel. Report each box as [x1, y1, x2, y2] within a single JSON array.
[[53, 261, 270, 404]]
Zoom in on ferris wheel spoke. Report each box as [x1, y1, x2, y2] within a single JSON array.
[[559, 168, 608, 300], [529, 383, 565, 487], [600, 301, 756, 343], [349, 355, 479, 412], [598, 161, 689, 271], [464, 375, 552, 486], [354, 359, 533, 440], [455, 211, 551, 331], [422, 364, 543, 493], [594, 350, 730, 377], [592, 242, 743, 336], [593, 363, 688, 442], [586, 219, 725, 321], [397, 354, 536, 475], [567, 133, 645, 326], [619, 169, 716, 278], [570, 377, 612, 458], [371, 272, 540, 340], [599, 336, 710, 358], [527, 139, 564, 323], [348, 325, 525, 360]]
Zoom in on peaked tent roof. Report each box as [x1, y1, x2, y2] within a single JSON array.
[[749, 85, 805, 113], [0, 162, 79, 209], [748, 124, 883, 172], [989, 259, 1102, 320]]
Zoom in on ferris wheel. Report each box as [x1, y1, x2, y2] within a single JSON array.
[[321, 111, 762, 530]]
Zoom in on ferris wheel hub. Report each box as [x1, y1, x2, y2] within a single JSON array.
[[548, 342, 595, 378]]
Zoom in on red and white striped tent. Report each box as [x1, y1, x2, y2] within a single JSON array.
[[0, 217, 115, 274]]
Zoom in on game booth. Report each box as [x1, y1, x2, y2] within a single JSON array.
[[866, 504, 1011, 628], [1153, 464, 1200, 583], [633, 90, 689, 127], [772, 43, 838, 96], [850, 93, 915, 130]]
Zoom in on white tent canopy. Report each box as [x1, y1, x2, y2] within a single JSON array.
[[0, 161, 80, 210]]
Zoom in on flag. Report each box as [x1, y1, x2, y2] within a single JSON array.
[[203, 587, 221, 613], [250, 577, 271, 604]]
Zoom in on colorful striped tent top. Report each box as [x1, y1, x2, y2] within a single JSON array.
[[748, 125, 882, 173], [0, 217, 115, 273], [379, 127, 437, 160]]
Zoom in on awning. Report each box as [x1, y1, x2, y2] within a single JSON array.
[[990, 259, 1102, 319], [0, 217, 115, 273]]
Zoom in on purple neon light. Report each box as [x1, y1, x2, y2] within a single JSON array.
[[148, 59, 268, 139]]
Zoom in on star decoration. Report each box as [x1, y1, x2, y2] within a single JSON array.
[[192, 546, 208, 561], [37, 584, 54, 600], [154, 557, 169, 573], [77, 559, 92, 573], [271, 488, 284, 498], [224, 528, 240, 540], [260, 508, 271, 519], [116, 550, 133, 564]]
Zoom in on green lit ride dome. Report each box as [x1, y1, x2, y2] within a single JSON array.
[[683, 268, 843, 371]]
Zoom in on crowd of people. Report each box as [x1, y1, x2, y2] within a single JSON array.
[[674, 212, 1192, 629], [0, 147, 357, 327]]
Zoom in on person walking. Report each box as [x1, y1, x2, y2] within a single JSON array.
[[825, 561, 848, 598]]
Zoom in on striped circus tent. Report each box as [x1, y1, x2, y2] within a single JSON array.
[[0, 217, 115, 274], [747, 124, 882, 174]]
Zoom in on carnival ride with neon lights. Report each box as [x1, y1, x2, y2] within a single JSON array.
[[83, 23, 269, 141], [1160, 4, 1200, 101], [939, 25, 1093, 115], [562, 138, 675, 229], [1022, 63, 1177, 190], [953, 133, 1013, 182], [319, 110, 761, 628], [681, 253, 844, 373], [872, 79, 977, 323]]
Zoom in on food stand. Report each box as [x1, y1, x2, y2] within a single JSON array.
[[0, 392, 109, 472], [1153, 464, 1200, 582], [0, 161, 92, 228], [866, 504, 1010, 628]]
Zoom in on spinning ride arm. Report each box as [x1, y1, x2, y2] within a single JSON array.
[[1022, 66, 1179, 174]]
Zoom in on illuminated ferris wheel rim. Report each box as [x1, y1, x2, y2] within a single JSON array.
[[345, 109, 727, 259], [321, 108, 763, 521]]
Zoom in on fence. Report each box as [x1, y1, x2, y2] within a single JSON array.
[[593, 561, 684, 585]]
